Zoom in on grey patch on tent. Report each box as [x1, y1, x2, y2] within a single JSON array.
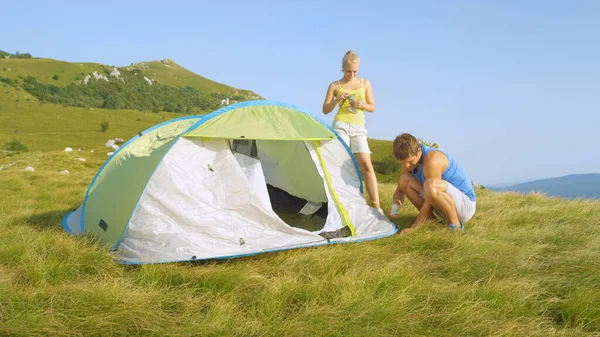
[[239, 238, 245, 245], [98, 219, 109, 232], [231, 139, 258, 159], [318, 226, 351, 240]]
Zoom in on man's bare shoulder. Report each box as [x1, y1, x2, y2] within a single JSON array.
[[423, 150, 448, 167]]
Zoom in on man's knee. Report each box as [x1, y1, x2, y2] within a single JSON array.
[[423, 178, 444, 199], [398, 173, 412, 191]]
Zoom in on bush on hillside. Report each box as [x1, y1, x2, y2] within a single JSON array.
[[373, 156, 400, 175], [100, 120, 109, 132], [0, 51, 33, 59], [4, 139, 28, 152], [14, 52, 33, 59], [0, 77, 19, 87], [18, 73, 222, 114]]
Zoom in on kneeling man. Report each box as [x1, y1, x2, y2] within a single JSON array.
[[389, 133, 476, 233]]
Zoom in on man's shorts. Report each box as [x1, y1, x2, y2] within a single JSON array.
[[420, 181, 476, 223], [332, 120, 371, 154]]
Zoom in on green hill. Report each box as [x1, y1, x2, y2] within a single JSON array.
[[1, 102, 599, 336], [127, 58, 260, 98], [0, 55, 259, 96], [0, 58, 107, 86], [0, 55, 263, 114]]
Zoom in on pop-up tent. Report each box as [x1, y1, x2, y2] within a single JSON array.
[[63, 100, 397, 264]]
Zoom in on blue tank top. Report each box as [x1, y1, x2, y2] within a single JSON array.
[[413, 145, 476, 202]]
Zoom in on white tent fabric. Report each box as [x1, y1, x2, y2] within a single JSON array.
[[306, 140, 393, 238], [233, 152, 272, 212], [119, 137, 324, 263]]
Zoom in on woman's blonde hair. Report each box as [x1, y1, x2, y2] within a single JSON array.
[[342, 50, 360, 70]]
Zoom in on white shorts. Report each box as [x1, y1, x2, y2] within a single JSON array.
[[421, 181, 476, 223], [332, 120, 371, 154]]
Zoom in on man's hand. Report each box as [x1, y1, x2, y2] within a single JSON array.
[[401, 227, 413, 234]]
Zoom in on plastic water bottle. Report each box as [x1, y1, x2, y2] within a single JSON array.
[[348, 94, 357, 113], [391, 203, 399, 216]]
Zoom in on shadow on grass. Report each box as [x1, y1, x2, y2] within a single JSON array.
[[390, 215, 416, 230], [25, 208, 73, 230]]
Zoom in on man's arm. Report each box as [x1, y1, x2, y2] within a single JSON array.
[[412, 151, 447, 226], [389, 165, 411, 218]]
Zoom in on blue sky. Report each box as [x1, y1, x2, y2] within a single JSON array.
[[3, 0, 599, 185]]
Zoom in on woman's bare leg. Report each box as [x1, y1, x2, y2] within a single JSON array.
[[355, 152, 380, 211]]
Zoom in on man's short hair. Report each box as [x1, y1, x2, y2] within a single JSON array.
[[392, 133, 420, 160]]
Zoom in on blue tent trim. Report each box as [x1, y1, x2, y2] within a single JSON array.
[[62, 210, 75, 235]]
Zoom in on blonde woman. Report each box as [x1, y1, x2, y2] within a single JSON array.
[[322, 50, 382, 215]]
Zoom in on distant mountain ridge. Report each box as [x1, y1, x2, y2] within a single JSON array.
[[493, 173, 600, 199]]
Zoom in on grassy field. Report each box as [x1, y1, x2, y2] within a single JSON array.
[[1, 101, 600, 336], [0, 58, 106, 86], [0, 101, 179, 154]]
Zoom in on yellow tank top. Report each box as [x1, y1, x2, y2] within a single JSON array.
[[334, 79, 366, 125]]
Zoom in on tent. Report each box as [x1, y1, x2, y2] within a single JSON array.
[[62, 100, 397, 264]]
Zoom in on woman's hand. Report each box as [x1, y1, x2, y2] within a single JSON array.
[[337, 92, 349, 102], [350, 99, 362, 109]]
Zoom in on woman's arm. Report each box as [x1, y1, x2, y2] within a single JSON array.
[[322, 82, 346, 114], [353, 79, 376, 112]]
